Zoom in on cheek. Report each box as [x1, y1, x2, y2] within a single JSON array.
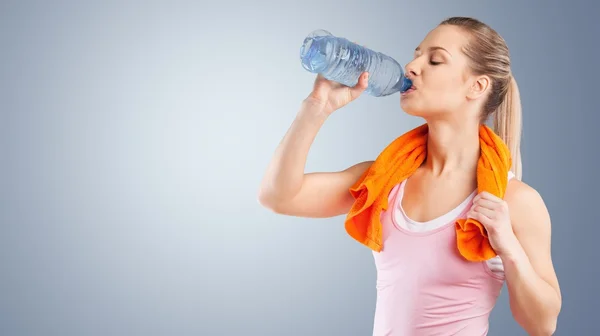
[[429, 77, 465, 102], [423, 86, 454, 104], [430, 74, 461, 92]]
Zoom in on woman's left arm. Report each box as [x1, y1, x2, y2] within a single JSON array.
[[502, 181, 562, 335], [470, 181, 562, 335]]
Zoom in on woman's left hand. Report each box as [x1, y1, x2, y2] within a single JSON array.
[[468, 191, 520, 258]]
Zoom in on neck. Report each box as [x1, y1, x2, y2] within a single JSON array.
[[424, 119, 481, 177]]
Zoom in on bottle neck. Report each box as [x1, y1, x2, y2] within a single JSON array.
[[394, 75, 412, 93]]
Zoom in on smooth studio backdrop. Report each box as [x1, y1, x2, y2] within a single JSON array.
[[1, 1, 598, 335]]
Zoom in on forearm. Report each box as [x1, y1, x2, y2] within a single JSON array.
[[258, 100, 328, 202], [502, 241, 561, 335]]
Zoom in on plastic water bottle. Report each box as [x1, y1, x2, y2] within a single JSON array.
[[299, 29, 412, 97]]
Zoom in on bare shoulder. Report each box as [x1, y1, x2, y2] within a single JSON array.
[[504, 179, 551, 234]]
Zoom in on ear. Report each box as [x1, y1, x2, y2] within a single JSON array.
[[466, 75, 491, 100]]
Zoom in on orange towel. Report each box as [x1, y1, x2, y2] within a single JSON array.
[[345, 123, 512, 262]]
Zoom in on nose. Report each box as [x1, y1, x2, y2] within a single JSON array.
[[404, 60, 419, 79], [405, 65, 418, 79]]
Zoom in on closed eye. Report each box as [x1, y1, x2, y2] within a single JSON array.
[[429, 60, 441, 65]]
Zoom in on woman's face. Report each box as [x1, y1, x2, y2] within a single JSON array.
[[400, 25, 481, 119]]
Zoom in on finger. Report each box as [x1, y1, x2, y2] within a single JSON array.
[[468, 209, 493, 227], [358, 72, 369, 87], [471, 204, 497, 220], [350, 72, 369, 98], [473, 198, 502, 211], [474, 191, 503, 203]]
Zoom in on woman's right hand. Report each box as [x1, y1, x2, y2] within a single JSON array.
[[304, 72, 369, 115]]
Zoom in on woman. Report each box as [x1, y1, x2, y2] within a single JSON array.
[[258, 17, 561, 335]]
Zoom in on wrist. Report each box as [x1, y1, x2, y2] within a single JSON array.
[[499, 235, 527, 265], [300, 98, 330, 121]]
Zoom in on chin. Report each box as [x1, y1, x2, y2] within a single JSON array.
[[400, 100, 426, 117], [400, 104, 448, 121]]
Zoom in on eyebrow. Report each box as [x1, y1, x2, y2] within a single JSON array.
[[415, 46, 452, 57]]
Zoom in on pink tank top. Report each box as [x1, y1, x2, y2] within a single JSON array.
[[371, 177, 507, 336]]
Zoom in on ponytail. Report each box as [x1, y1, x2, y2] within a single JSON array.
[[493, 75, 523, 180], [438, 17, 522, 179]]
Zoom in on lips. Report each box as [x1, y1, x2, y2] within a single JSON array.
[[402, 85, 417, 95]]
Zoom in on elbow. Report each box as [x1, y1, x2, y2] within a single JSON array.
[[257, 189, 274, 209], [544, 306, 560, 335], [537, 318, 557, 336], [519, 312, 559, 336], [539, 298, 561, 335], [546, 321, 557, 336], [512, 289, 561, 336], [257, 189, 284, 213]]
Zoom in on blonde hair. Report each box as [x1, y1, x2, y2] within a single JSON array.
[[440, 17, 523, 180]]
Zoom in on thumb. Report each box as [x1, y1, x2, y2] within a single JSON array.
[[350, 72, 369, 99]]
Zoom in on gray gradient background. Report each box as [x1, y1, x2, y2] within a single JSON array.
[[1, 1, 598, 335]]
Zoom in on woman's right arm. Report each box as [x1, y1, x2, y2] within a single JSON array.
[[257, 72, 372, 218]]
